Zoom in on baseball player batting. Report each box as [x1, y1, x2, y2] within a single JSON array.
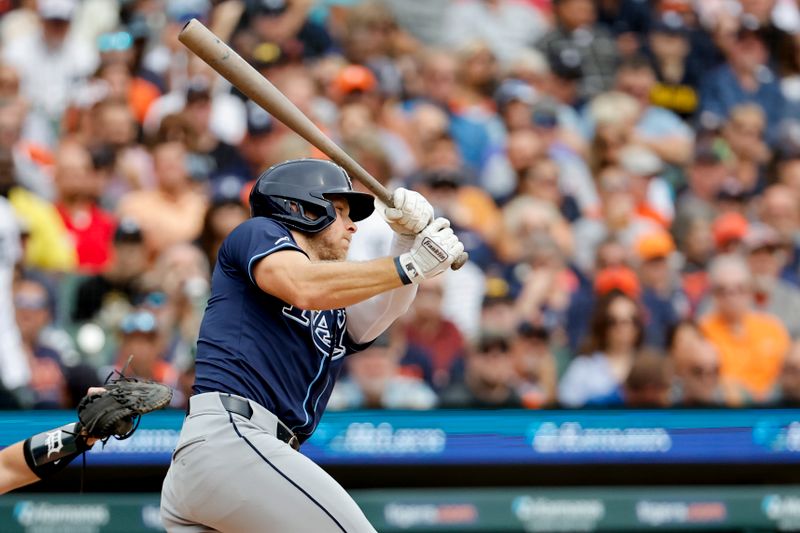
[[160, 159, 464, 532]]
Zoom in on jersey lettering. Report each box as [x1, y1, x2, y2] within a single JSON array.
[[283, 306, 347, 360], [282, 305, 311, 326]]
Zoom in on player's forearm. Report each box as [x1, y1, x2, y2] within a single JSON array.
[[280, 257, 405, 310], [0, 442, 39, 494]]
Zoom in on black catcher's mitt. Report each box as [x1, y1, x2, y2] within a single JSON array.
[[77, 362, 173, 440]]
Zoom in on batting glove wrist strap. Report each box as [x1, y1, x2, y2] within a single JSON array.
[[23, 422, 88, 479]]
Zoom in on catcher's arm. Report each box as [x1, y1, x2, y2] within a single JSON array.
[[0, 422, 93, 495], [0, 387, 107, 495]]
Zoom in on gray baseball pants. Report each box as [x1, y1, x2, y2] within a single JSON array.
[[160, 392, 376, 532]]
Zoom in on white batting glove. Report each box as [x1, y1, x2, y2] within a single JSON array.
[[395, 218, 464, 285], [375, 188, 434, 236]]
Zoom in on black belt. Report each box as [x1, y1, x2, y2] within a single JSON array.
[[218, 394, 300, 450]]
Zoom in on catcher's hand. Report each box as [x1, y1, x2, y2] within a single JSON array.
[[77, 375, 173, 441]]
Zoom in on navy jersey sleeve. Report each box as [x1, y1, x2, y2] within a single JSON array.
[[221, 218, 308, 285]]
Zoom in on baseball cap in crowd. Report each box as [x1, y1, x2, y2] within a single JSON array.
[[120, 310, 158, 335], [38, 0, 77, 20], [251, 42, 285, 70], [210, 175, 246, 206], [494, 79, 537, 112], [620, 145, 663, 177], [97, 31, 133, 53], [333, 65, 377, 95], [114, 218, 144, 244], [482, 276, 513, 308], [743, 222, 783, 253], [255, 0, 288, 16], [419, 168, 463, 190], [693, 140, 723, 165], [594, 266, 641, 299], [635, 230, 675, 262], [651, 11, 688, 37], [185, 77, 211, 103], [547, 47, 582, 81], [166, 0, 211, 23], [775, 120, 800, 161], [531, 101, 559, 129], [245, 100, 274, 136], [712, 212, 748, 250]]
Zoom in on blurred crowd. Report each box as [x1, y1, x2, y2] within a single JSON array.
[[1, 0, 800, 411]]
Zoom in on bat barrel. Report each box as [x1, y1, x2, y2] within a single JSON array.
[[179, 19, 468, 270]]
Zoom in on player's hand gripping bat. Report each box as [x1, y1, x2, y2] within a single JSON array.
[[178, 19, 468, 270]]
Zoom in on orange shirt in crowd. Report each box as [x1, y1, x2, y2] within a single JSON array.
[[700, 311, 790, 400], [116, 189, 208, 256]]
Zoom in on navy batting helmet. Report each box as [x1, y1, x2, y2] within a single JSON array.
[[249, 159, 374, 233]]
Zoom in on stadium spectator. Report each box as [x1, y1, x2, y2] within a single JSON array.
[[622, 350, 673, 408], [512, 322, 558, 409], [618, 144, 674, 227], [141, 243, 210, 372], [517, 157, 581, 223], [537, 0, 619, 99], [646, 11, 702, 120], [669, 321, 730, 407], [700, 254, 790, 403], [440, 331, 522, 408], [572, 166, 660, 274], [772, 340, 800, 407], [0, 149, 76, 272], [442, 0, 548, 65], [480, 278, 520, 338], [197, 178, 249, 270], [116, 140, 208, 256], [328, 330, 437, 410], [612, 55, 694, 166], [1, 0, 99, 141], [508, 233, 576, 344], [742, 223, 800, 338], [559, 289, 645, 407], [13, 276, 67, 409], [53, 140, 115, 273], [699, 17, 785, 144], [758, 184, 800, 285], [720, 103, 770, 195], [405, 277, 466, 390], [673, 141, 727, 246], [107, 309, 182, 406], [71, 218, 148, 324], [635, 230, 685, 348]]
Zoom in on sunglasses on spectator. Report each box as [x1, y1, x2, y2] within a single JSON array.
[[750, 245, 781, 255], [608, 314, 636, 327], [712, 284, 750, 296], [14, 294, 48, 310], [478, 340, 510, 354], [688, 365, 719, 379]]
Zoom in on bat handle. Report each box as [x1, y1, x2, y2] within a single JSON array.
[[452, 252, 468, 270]]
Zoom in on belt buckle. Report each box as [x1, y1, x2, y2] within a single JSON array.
[[277, 423, 300, 450]]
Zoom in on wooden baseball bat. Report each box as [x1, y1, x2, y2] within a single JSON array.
[[178, 19, 468, 270]]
